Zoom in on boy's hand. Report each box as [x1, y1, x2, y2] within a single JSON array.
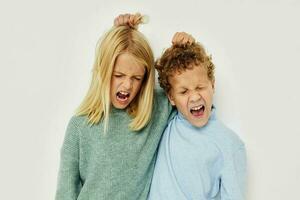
[[113, 13, 142, 28], [172, 32, 195, 46]]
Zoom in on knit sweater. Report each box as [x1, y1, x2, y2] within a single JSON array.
[[55, 88, 174, 200]]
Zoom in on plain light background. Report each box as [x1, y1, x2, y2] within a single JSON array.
[[1, 0, 299, 199]]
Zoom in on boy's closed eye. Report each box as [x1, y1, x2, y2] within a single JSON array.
[[179, 89, 187, 95]]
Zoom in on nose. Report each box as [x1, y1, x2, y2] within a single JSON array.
[[123, 78, 133, 90], [189, 91, 201, 103]]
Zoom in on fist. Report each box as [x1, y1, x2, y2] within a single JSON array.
[[172, 32, 195, 46], [113, 13, 142, 28]]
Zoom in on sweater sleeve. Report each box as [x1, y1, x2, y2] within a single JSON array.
[[154, 87, 176, 122], [220, 144, 247, 200], [55, 116, 82, 200]]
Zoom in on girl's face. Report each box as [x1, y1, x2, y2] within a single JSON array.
[[110, 53, 145, 109]]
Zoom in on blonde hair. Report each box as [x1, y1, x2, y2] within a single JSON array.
[[75, 26, 155, 132]]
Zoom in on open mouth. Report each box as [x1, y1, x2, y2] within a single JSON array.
[[116, 91, 130, 102], [190, 105, 205, 117]]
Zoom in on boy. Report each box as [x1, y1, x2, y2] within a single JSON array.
[[148, 33, 247, 200]]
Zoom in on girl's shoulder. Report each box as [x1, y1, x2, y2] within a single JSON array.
[[67, 114, 90, 131]]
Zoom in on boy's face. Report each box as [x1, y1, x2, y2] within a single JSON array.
[[168, 65, 214, 127], [110, 53, 145, 109]]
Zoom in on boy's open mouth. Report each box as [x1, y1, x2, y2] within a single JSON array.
[[190, 105, 205, 117], [116, 91, 130, 102]]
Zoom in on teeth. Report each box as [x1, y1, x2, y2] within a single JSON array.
[[191, 105, 203, 111], [119, 91, 129, 95]]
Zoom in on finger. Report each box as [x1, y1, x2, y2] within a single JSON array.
[[179, 32, 193, 45], [182, 36, 189, 44], [128, 14, 135, 27], [124, 13, 130, 24], [129, 14, 140, 28], [186, 39, 191, 44], [134, 13, 142, 23], [172, 32, 181, 44], [179, 32, 188, 44], [114, 14, 123, 26], [132, 13, 142, 27], [120, 14, 126, 26], [124, 14, 133, 27], [186, 33, 195, 44], [177, 33, 185, 44]]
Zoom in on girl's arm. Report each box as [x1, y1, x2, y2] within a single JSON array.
[[55, 116, 82, 200], [171, 32, 195, 46]]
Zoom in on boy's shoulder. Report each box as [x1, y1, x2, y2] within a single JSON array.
[[210, 118, 245, 151]]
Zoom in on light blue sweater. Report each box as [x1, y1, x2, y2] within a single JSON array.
[[148, 108, 246, 200]]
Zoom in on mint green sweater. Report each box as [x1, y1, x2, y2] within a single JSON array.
[[55, 89, 174, 200]]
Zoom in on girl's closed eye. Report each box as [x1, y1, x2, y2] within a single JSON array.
[[114, 74, 123, 78], [134, 77, 142, 81]]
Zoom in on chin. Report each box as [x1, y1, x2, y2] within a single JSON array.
[[190, 118, 209, 128], [111, 101, 129, 109]]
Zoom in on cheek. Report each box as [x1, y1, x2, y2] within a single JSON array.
[[110, 78, 116, 87], [110, 79, 114, 92], [204, 91, 214, 104], [111, 78, 121, 89], [176, 97, 187, 108], [134, 81, 143, 91]]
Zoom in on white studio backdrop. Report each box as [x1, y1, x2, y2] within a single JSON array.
[[0, 0, 299, 199]]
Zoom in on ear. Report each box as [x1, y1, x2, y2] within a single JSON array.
[[167, 92, 176, 106]]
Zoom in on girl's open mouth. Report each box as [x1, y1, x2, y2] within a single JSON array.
[[116, 91, 130, 102]]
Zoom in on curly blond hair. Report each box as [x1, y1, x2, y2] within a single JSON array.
[[155, 43, 215, 94]]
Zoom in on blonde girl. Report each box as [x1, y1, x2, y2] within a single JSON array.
[[55, 14, 174, 200]]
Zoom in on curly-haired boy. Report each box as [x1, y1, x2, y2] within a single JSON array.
[[148, 32, 247, 200]]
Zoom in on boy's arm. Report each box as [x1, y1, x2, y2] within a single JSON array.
[[220, 144, 247, 200], [55, 117, 82, 200]]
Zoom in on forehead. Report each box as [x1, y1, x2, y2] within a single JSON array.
[[114, 53, 145, 75], [169, 65, 209, 87]]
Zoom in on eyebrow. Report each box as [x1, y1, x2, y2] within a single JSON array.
[[113, 71, 144, 77], [176, 84, 207, 90]]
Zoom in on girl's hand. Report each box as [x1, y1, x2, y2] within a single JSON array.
[[113, 13, 143, 28], [172, 32, 195, 46]]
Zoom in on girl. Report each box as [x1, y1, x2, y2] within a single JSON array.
[[55, 14, 174, 200]]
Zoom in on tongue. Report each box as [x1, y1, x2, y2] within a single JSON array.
[[191, 107, 204, 116], [117, 93, 129, 99]]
